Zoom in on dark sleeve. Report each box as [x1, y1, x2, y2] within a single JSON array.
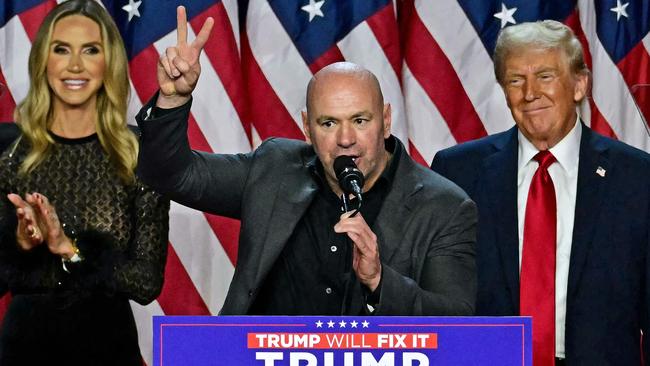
[[0, 202, 7, 297], [135, 94, 251, 218], [0, 152, 15, 282], [0, 123, 20, 153], [430, 149, 448, 176], [375, 198, 477, 316], [0, 141, 50, 291], [112, 180, 170, 304], [63, 180, 170, 305]]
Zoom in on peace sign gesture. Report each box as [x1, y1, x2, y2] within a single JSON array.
[[157, 6, 214, 108]]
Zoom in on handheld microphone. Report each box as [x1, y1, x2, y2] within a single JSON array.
[[334, 155, 364, 214], [334, 155, 365, 196]]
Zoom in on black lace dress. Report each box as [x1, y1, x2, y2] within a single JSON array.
[[0, 132, 169, 365]]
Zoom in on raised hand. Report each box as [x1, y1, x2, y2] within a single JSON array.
[[334, 211, 382, 291], [157, 6, 214, 108], [7, 193, 45, 250]]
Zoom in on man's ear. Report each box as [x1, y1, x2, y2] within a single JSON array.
[[574, 71, 589, 102], [383, 103, 392, 139], [302, 110, 312, 144]]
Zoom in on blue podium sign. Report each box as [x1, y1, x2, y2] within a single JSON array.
[[154, 316, 531, 366]]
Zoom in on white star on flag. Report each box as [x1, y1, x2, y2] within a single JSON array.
[[362, 320, 370, 328], [327, 320, 335, 328], [122, 0, 142, 22], [494, 3, 517, 29], [350, 321, 358, 328], [301, 0, 325, 22], [315, 320, 323, 328], [610, 0, 630, 21], [338, 320, 347, 328]]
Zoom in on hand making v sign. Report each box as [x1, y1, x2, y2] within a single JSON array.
[[156, 6, 214, 109]]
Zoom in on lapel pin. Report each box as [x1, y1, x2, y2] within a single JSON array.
[[596, 166, 606, 177]]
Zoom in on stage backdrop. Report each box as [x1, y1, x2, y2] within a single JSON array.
[[1, 0, 649, 364]]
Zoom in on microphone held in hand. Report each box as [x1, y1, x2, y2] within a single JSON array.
[[334, 156, 364, 215], [334, 155, 365, 196]]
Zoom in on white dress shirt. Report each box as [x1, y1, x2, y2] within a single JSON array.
[[517, 120, 581, 359]]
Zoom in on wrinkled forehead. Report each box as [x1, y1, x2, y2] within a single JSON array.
[[503, 45, 572, 72], [503, 51, 584, 89], [307, 71, 383, 112]]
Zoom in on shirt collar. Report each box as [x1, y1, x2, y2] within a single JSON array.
[[517, 117, 581, 175]]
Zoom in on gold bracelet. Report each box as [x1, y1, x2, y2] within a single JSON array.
[[61, 238, 82, 274], [66, 238, 83, 263]]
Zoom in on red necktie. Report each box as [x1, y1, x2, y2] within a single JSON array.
[[520, 150, 557, 366]]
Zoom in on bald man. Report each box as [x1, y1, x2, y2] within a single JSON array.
[[136, 7, 476, 315]]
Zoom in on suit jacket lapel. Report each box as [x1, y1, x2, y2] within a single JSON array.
[[567, 126, 609, 299], [374, 142, 422, 264], [481, 127, 521, 311]]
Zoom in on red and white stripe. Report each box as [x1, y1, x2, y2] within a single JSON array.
[[577, 0, 650, 151]]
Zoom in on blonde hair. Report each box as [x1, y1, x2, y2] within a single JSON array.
[[15, 0, 138, 184], [493, 20, 589, 85]]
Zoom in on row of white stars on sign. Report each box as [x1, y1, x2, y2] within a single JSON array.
[[315, 320, 370, 328], [493, 0, 631, 29]]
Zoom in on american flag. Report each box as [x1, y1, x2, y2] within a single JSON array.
[[1, 0, 649, 364]]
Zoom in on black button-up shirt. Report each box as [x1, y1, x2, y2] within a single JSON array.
[[249, 138, 399, 315]]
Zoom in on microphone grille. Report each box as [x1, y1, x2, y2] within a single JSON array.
[[333, 155, 356, 176]]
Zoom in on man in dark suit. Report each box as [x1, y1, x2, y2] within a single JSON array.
[[432, 20, 649, 365], [136, 8, 476, 315]]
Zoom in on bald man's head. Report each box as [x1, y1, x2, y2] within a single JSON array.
[[305, 62, 384, 120]]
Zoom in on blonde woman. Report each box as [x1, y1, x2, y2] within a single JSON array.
[[0, 1, 169, 364]]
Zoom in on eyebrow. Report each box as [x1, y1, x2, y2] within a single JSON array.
[[315, 115, 338, 123], [315, 111, 374, 123], [532, 66, 558, 73], [50, 40, 103, 48], [507, 66, 558, 76], [350, 111, 373, 119]]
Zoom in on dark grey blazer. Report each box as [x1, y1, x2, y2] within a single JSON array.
[[136, 98, 477, 315]]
